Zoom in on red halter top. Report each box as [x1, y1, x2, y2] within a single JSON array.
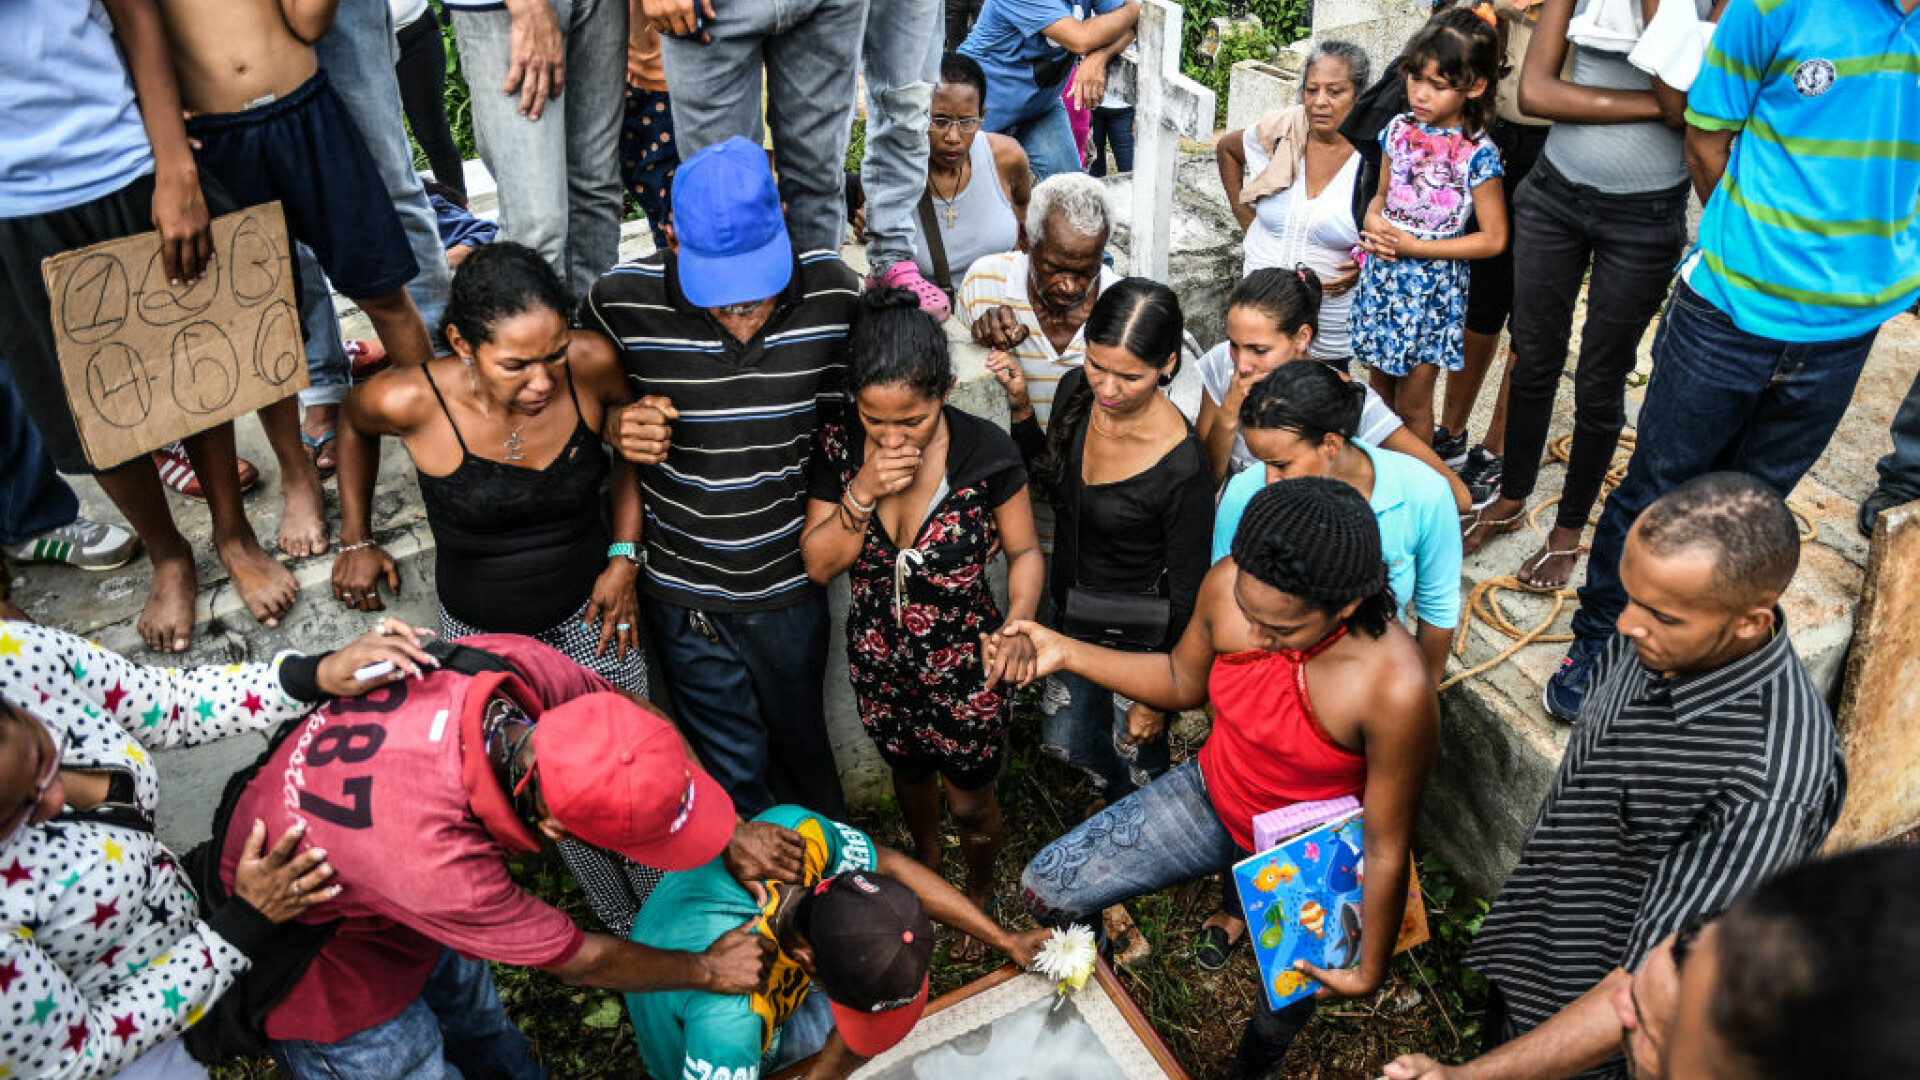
[[1198, 627, 1368, 850]]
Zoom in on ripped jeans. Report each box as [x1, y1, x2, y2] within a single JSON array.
[[1039, 670, 1169, 801]]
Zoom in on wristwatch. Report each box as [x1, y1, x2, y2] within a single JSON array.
[[608, 542, 645, 566]]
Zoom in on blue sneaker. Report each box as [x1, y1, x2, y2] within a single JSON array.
[[1543, 639, 1605, 722]]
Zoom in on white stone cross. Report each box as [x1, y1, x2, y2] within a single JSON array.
[[1106, 0, 1217, 283]]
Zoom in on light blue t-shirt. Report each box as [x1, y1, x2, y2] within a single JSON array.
[[0, 0, 155, 217], [959, 0, 1128, 131], [1211, 441, 1462, 630], [1681, 0, 1920, 342]]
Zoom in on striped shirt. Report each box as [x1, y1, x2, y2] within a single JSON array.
[[1467, 621, 1845, 1078], [584, 249, 860, 611], [1681, 0, 1920, 342], [957, 250, 1121, 427]]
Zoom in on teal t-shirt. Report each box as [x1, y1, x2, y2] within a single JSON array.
[[626, 806, 879, 1080], [1211, 440, 1463, 630]]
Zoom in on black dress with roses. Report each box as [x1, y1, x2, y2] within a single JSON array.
[[806, 407, 1030, 790]]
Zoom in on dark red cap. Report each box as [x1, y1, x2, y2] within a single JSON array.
[[530, 693, 734, 870], [797, 871, 935, 1057]]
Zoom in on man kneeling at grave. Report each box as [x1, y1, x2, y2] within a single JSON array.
[[215, 634, 799, 1080], [627, 805, 1052, 1080]]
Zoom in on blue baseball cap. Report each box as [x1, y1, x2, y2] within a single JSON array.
[[672, 137, 794, 308]]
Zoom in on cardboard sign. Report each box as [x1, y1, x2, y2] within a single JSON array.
[[40, 202, 308, 469]]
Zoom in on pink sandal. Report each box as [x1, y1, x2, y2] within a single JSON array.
[[873, 261, 952, 322]]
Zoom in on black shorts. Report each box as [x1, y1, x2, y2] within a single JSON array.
[[186, 69, 416, 301], [0, 172, 240, 473], [1464, 120, 1551, 337]]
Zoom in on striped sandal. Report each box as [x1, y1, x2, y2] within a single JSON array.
[[152, 441, 260, 501]]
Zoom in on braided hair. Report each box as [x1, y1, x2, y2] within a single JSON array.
[[1230, 477, 1397, 638], [1035, 277, 1183, 487], [1239, 359, 1367, 445]]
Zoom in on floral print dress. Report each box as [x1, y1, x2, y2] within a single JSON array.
[[806, 408, 1029, 791], [1352, 113, 1504, 376]]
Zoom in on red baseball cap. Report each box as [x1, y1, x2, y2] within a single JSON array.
[[798, 871, 935, 1058], [530, 693, 734, 871]]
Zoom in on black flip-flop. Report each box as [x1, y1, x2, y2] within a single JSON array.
[[1194, 922, 1244, 971]]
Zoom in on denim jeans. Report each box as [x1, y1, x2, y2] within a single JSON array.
[[274, 949, 545, 1080], [860, 0, 942, 273], [295, 243, 351, 409], [661, 0, 868, 254], [1875, 368, 1920, 502], [764, 987, 835, 1073], [1020, 759, 1317, 1076], [1088, 105, 1134, 177], [1501, 163, 1689, 531], [316, 0, 452, 335], [451, 0, 626, 301], [0, 359, 78, 545], [643, 590, 847, 819], [1021, 760, 1235, 924], [1039, 670, 1168, 801], [1000, 101, 1084, 181], [1569, 279, 1882, 645]]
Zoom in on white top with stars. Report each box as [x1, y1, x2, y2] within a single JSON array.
[[1, 621, 313, 1080]]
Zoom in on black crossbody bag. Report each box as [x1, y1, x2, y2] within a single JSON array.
[[1059, 459, 1171, 652]]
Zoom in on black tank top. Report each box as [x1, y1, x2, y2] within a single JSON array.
[[417, 365, 609, 633]]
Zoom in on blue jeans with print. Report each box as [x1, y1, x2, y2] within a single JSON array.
[[1040, 669, 1169, 801], [315, 0, 452, 336], [660, 0, 869, 254], [643, 590, 846, 819], [1569, 279, 1882, 645], [274, 950, 544, 1080], [0, 360, 78, 545], [861, 0, 943, 273], [1019, 759, 1316, 1077], [451, 0, 627, 300], [1000, 101, 1084, 182]]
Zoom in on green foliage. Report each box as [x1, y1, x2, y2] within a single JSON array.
[[1176, 0, 1313, 126], [1390, 852, 1493, 1063]]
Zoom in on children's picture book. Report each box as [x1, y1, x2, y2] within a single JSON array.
[[1231, 809, 1429, 1010]]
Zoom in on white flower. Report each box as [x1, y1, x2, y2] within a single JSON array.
[[1033, 924, 1098, 996]]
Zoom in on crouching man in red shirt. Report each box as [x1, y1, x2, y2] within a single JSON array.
[[217, 633, 798, 1080]]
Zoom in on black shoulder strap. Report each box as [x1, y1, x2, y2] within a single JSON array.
[[917, 190, 954, 296], [54, 803, 155, 834], [424, 638, 516, 677]]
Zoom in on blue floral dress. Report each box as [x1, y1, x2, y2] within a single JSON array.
[[1352, 114, 1503, 376]]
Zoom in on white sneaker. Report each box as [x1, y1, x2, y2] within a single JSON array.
[[4, 517, 140, 571]]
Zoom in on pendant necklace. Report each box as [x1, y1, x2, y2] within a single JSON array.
[[504, 423, 526, 462], [931, 158, 968, 228]]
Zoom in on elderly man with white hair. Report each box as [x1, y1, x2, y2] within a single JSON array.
[[959, 173, 1119, 430]]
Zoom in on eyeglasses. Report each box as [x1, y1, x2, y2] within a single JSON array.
[[929, 116, 983, 134], [3, 726, 68, 844]]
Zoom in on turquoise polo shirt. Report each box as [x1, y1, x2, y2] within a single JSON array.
[[1682, 0, 1920, 342], [1212, 441, 1463, 631]]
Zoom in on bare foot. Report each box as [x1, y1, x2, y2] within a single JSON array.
[[139, 554, 198, 652], [1516, 528, 1583, 591], [1462, 497, 1527, 557], [216, 534, 297, 628], [276, 460, 330, 558]]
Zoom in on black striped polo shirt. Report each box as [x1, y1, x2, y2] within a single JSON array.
[[584, 248, 859, 612], [1467, 619, 1845, 1079]]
